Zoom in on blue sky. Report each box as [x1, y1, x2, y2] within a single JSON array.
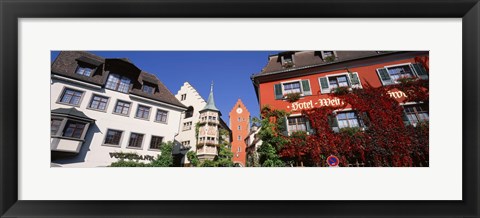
[[51, 51, 279, 124]]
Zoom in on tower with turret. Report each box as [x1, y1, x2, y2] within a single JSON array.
[[196, 82, 222, 161]]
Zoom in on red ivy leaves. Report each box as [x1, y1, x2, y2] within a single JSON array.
[[278, 80, 429, 167]]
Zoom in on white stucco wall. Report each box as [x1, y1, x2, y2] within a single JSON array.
[[174, 82, 207, 164], [51, 76, 184, 167]]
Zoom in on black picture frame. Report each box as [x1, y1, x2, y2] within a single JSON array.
[[1, 0, 479, 217]]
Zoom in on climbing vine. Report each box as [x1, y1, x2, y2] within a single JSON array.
[[263, 79, 429, 167]]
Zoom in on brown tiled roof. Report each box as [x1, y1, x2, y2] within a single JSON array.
[[257, 51, 395, 76], [51, 51, 186, 109], [51, 51, 106, 86]]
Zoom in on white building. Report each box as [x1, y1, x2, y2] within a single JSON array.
[[245, 124, 262, 167], [50, 51, 186, 167], [174, 82, 231, 166]]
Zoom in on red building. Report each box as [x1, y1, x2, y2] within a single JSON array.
[[229, 99, 250, 167], [251, 51, 429, 167]]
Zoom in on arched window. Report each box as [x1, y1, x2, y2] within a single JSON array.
[[185, 106, 194, 118]]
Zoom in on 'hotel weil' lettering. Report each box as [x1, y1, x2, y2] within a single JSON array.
[[287, 90, 407, 111]]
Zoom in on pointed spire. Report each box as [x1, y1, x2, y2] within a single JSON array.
[[201, 81, 220, 112]]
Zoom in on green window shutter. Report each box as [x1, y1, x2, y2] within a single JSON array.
[[376, 68, 393, 86], [319, 77, 330, 94], [328, 115, 339, 133], [412, 63, 428, 80], [305, 119, 315, 135], [301, 80, 312, 95], [282, 116, 289, 136], [274, 83, 283, 100], [349, 72, 361, 88]]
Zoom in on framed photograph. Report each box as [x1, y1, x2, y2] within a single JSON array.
[[1, 0, 479, 217]]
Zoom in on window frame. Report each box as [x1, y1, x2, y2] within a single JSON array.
[[127, 132, 145, 150], [112, 100, 132, 117], [134, 104, 152, 120], [105, 73, 132, 93], [286, 115, 308, 134], [142, 83, 156, 95], [50, 118, 64, 136], [74, 65, 95, 77], [149, 135, 164, 151], [402, 102, 429, 126], [155, 109, 169, 124], [61, 120, 88, 139], [56, 87, 85, 107], [376, 62, 428, 86], [87, 94, 110, 112], [102, 129, 124, 147], [279, 79, 312, 97], [334, 110, 364, 130], [318, 71, 362, 94]]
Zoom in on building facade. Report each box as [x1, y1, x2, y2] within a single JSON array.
[[228, 99, 250, 166], [174, 82, 232, 166], [252, 51, 429, 136], [51, 51, 186, 167], [245, 124, 262, 167]]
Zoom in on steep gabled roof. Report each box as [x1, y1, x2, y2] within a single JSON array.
[[200, 82, 220, 113]]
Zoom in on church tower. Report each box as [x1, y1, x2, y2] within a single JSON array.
[[196, 82, 221, 161], [229, 99, 250, 167]]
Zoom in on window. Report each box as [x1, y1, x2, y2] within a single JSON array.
[[150, 136, 163, 150], [328, 75, 349, 89], [105, 73, 131, 93], [135, 105, 151, 119], [155, 110, 168, 123], [75, 66, 94, 76], [238, 125, 241, 130], [238, 135, 241, 141], [104, 129, 123, 146], [183, 121, 192, 131], [59, 88, 83, 105], [336, 111, 362, 129], [181, 141, 191, 146], [113, 100, 131, 115], [403, 104, 429, 126], [185, 106, 194, 118], [128, 133, 144, 148], [51, 119, 63, 135], [287, 116, 307, 133], [62, 121, 86, 139], [142, 84, 155, 94], [376, 63, 428, 86], [319, 72, 361, 94], [180, 94, 187, 101], [88, 95, 109, 111], [274, 80, 312, 99], [238, 117, 241, 122], [280, 53, 294, 67], [237, 146, 241, 152], [323, 51, 334, 58]]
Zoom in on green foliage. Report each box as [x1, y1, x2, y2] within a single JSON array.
[[332, 86, 350, 95], [109, 160, 151, 167], [214, 143, 234, 167], [150, 141, 174, 167], [195, 122, 201, 139], [186, 151, 200, 167], [324, 56, 335, 62], [110, 141, 174, 167], [339, 127, 363, 136], [284, 92, 301, 103]]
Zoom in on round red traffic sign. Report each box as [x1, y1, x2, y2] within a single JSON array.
[[327, 155, 339, 167]]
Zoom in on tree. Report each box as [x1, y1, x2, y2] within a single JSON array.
[[151, 141, 174, 167]]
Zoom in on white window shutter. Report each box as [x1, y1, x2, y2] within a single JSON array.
[[349, 72, 362, 89], [319, 77, 330, 94], [411, 63, 429, 80], [376, 68, 393, 86]]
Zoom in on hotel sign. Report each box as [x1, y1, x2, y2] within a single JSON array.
[[287, 90, 407, 112]]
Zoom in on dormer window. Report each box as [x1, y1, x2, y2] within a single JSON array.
[[75, 66, 94, 77], [106, 73, 131, 93], [321, 51, 337, 62], [142, 83, 155, 95], [280, 53, 294, 68]]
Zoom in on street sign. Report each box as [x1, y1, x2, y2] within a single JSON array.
[[327, 155, 339, 167]]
